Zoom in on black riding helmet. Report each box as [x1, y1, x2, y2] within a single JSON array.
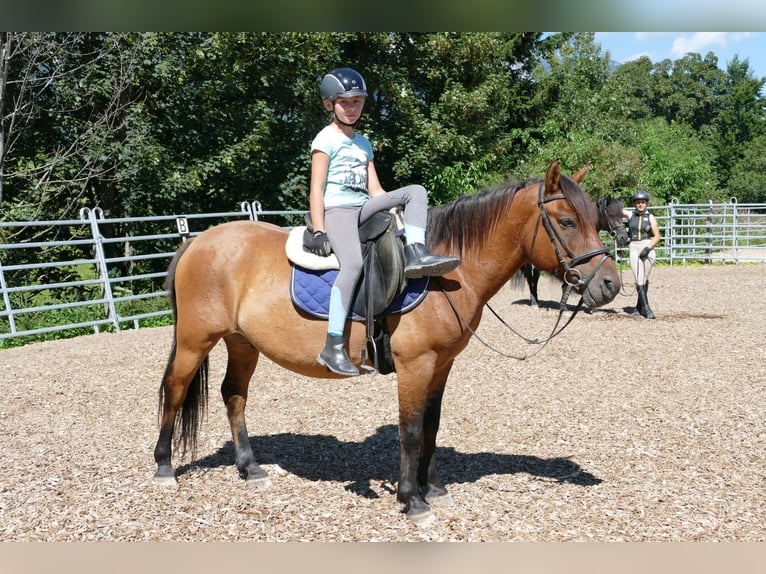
[[320, 68, 368, 102], [632, 189, 650, 202]]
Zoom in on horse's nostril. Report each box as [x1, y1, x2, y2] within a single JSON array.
[[604, 277, 620, 296]]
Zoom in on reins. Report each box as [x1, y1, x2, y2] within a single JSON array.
[[439, 280, 585, 360], [439, 181, 611, 361]]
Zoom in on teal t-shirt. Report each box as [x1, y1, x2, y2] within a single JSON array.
[[311, 125, 374, 208]]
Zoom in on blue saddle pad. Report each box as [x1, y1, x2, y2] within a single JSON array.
[[290, 266, 430, 321]]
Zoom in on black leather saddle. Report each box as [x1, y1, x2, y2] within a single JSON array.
[[303, 210, 406, 319], [303, 210, 407, 373]]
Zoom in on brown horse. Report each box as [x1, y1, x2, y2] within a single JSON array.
[[153, 160, 621, 524]]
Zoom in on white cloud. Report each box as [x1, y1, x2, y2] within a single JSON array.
[[671, 32, 728, 57], [670, 32, 758, 58]]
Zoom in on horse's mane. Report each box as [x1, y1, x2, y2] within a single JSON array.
[[427, 174, 597, 256]]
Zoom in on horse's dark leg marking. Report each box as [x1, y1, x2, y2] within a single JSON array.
[[398, 412, 433, 522], [522, 264, 541, 307], [154, 340, 215, 484], [529, 266, 540, 307], [418, 390, 453, 507], [154, 344, 210, 485], [153, 420, 177, 484]]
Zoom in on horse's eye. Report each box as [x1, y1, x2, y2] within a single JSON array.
[[559, 218, 576, 228]]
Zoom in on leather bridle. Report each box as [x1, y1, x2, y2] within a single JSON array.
[[439, 180, 614, 360], [533, 182, 612, 293]]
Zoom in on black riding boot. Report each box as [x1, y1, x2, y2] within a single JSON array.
[[317, 334, 359, 376], [632, 284, 643, 316], [404, 243, 460, 279], [637, 283, 655, 319]]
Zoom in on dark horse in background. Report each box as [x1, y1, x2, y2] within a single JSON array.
[[152, 161, 621, 525], [517, 195, 628, 307]]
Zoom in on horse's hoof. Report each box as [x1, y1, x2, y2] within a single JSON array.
[[425, 492, 455, 508], [152, 475, 178, 487], [246, 476, 272, 490], [406, 507, 437, 527], [405, 499, 437, 526]]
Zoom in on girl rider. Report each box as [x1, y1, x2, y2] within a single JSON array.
[[305, 67, 460, 376]]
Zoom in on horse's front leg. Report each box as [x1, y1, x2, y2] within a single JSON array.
[[398, 409, 433, 524], [418, 387, 454, 508], [528, 265, 541, 307], [397, 366, 452, 524]]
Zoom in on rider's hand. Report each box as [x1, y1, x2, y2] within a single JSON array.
[[639, 247, 651, 260], [305, 230, 332, 257]]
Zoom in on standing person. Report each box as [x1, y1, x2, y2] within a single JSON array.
[[622, 189, 661, 319], [306, 67, 460, 376]]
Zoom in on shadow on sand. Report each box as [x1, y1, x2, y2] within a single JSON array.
[[176, 424, 601, 499]]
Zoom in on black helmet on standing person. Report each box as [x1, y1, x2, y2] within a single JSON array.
[[320, 68, 368, 102], [632, 189, 650, 202]]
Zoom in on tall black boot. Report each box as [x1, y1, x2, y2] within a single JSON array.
[[317, 334, 359, 376], [632, 284, 643, 316], [404, 243, 460, 279], [637, 283, 655, 319]]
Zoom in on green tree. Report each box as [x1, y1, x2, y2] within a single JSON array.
[[1, 33, 147, 222], [636, 118, 719, 204], [728, 133, 766, 203], [659, 52, 726, 131], [712, 55, 766, 190], [523, 33, 644, 198], [4, 31, 766, 230], [124, 32, 339, 219], [347, 32, 552, 203]]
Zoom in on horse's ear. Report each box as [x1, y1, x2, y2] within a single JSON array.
[[571, 163, 591, 184], [544, 160, 561, 195]]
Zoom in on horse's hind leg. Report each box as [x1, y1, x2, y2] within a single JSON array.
[[154, 338, 215, 485], [221, 334, 271, 489], [527, 265, 541, 307]]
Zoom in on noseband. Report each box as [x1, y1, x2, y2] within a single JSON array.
[[534, 182, 611, 291]]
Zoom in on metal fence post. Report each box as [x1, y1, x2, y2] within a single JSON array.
[[82, 207, 121, 331], [0, 256, 16, 335], [252, 201, 263, 221], [240, 201, 254, 220], [705, 199, 713, 265], [668, 200, 677, 266], [731, 197, 739, 263]]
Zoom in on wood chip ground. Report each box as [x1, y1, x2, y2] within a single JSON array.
[[1, 265, 764, 541]]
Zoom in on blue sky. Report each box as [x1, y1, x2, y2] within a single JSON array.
[[594, 32, 766, 80]]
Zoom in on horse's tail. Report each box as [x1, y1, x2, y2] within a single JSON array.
[[158, 238, 209, 459], [163, 238, 195, 323], [510, 263, 535, 290], [510, 268, 527, 290]]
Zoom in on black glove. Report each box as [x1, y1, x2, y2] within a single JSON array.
[[304, 229, 332, 257], [639, 246, 651, 260]]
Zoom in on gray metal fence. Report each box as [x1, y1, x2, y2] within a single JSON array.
[[1, 200, 764, 345], [614, 199, 766, 266], [0, 201, 303, 344]]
